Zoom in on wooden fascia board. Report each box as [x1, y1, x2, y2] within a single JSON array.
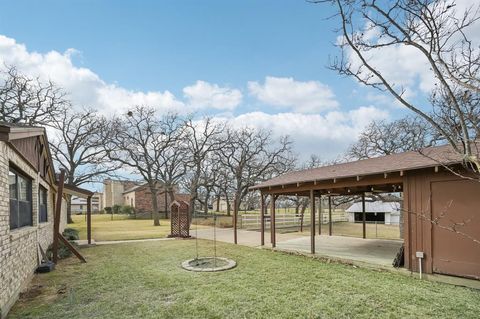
[[261, 174, 404, 195], [6, 129, 45, 141], [62, 184, 94, 198]]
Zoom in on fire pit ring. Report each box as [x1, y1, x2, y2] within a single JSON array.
[[181, 257, 236, 272]]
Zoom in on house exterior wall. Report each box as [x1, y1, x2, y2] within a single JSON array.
[[0, 140, 64, 318], [71, 192, 103, 214], [387, 213, 400, 225], [384, 212, 391, 225], [347, 212, 400, 225], [123, 191, 135, 208], [103, 180, 125, 208], [134, 188, 172, 214], [103, 180, 137, 208], [127, 186, 190, 218]]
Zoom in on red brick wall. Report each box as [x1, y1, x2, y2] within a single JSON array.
[[134, 187, 190, 214]]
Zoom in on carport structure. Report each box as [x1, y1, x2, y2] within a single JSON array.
[[249, 144, 480, 279]]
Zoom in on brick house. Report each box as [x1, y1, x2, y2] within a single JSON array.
[[0, 123, 92, 318], [123, 183, 190, 218], [0, 123, 64, 317]]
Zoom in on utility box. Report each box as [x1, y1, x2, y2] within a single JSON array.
[[169, 200, 190, 238], [416, 251, 424, 258]]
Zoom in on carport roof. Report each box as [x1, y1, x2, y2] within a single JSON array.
[[251, 144, 464, 190]]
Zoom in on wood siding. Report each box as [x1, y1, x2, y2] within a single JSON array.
[[10, 136, 50, 180], [404, 170, 480, 279]]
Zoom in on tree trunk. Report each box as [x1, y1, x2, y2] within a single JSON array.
[[150, 186, 160, 226], [189, 189, 197, 220], [216, 195, 220, 212], [203, 193, 211, 215], [164, 191, 168, 219], [66, 195, 74, 224], [167, 189, 176, 210], [226, 201, 231, 216]]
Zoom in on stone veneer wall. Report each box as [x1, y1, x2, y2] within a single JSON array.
[[0, 141, 65, 318]]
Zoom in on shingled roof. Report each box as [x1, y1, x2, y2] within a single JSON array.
[[251, 143, 467, 190]]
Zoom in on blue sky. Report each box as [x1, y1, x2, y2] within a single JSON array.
[[0, 1, 339, 92], [0, 0, 423, 163]]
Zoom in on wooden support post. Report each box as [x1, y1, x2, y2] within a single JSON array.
[[362, 192, 366, 239], [87, 196, 92, 245], [328, 195, 332, 236], [52, 169, 66, 264], [260, 193, 265, 246], [318, 194, 322, 235], [271, 195, 276, 248], [233, 197, 238, 244], [58, 233, 86, 263], [310, 189, 315, 254]]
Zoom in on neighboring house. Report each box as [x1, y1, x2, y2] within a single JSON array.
[[123, 182, 190, 217], [0, 123, 69, 318], [102, 179, 139, 208], [71, 192, 103, 214], [345, 199, 401, 225], [212, 197, 229, 212], [211, 197, 250, 213]]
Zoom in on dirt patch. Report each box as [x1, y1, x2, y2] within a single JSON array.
[[19, 284, 44, 300]]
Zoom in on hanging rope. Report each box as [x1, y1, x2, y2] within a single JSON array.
[[213, 213, 217, 267], [195, 208, 199, 261]]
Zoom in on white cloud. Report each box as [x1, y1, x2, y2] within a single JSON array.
[[0, 34, 391, 160], [0, 35, 185, 115], [248, 76, 339, 113], [343, 0, 480, 96], [183, 80, 242, 111], [217, 105, 389, 160]]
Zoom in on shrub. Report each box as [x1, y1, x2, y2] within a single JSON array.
[[121, 205, 135, 215], [104, 207, 112, 214], [112, 205, 121, 214], [46, 231, 80, 260], [46, 241, 77, 260], [63, 228, 79, 241]]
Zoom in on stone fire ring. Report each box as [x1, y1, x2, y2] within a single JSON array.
[[181, 257, 237, 272]]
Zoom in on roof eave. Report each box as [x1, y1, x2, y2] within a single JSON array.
[[250, 161, 462, 191]]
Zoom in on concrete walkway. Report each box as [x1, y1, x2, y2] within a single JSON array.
[[277, 235, 402, 267], [194, 227, 401, 267]]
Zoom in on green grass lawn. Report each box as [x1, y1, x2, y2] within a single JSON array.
[[70, 214, 210, 242], [70, 214, 174, 241], [9, 240, 480, 319]]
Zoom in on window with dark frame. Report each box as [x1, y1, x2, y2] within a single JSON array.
[[9, 167, 33, 230], [39, 185, 48, 223]]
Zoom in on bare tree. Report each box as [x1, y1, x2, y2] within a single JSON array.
[[347, 117, 435, 160], [196, 158, 223, 214], [317, 0, 480, 173], [217, 127, 295, 216], [0, 65, 67, 125], [50, 108, 119, 223], [183, 118, 225, 216], [105, 106, 184, 226]]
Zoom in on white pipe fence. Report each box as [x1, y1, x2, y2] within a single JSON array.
[[239, 213, 348, 229]]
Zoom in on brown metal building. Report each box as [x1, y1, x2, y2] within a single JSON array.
[[250, 144, 480, 280]]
